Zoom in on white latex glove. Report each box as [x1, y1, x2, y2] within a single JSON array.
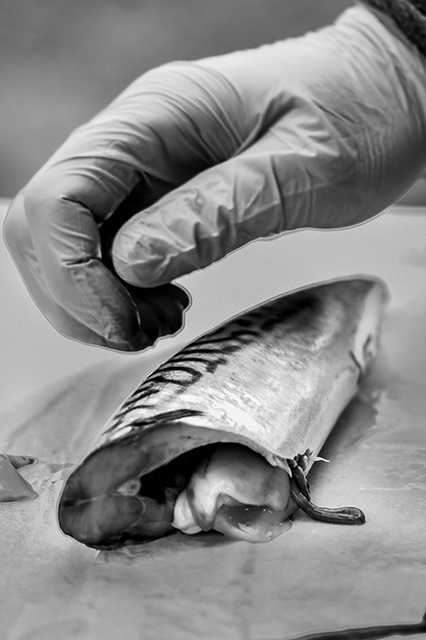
[[4, 4, 426, 351]]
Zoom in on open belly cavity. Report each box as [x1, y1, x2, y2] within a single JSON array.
[[171, 444, 295, 542]]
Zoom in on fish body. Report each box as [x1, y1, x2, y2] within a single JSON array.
[[58, 278, 387, 548]]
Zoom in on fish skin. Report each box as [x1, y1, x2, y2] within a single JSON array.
[[58, 277, 388, 548]]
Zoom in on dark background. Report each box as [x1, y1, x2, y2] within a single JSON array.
[[1, 0, 353, 197]]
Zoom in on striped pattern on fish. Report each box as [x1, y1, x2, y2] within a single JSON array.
[[58, 277, 388, 549], [106, 295, 315, 430]]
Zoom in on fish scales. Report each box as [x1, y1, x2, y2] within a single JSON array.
[[98, 278, 381, 459], [58, 277, 387, 548]]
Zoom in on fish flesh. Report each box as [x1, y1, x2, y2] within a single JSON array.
[[58, 277, 387, 549]]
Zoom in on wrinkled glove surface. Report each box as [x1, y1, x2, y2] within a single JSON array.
[[4, 5, 426, 351]]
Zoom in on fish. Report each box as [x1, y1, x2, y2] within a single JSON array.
[[57, 277, 387, 549], [0, 455, 38, 501]]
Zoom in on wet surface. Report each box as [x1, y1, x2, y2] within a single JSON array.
[[2, 204, 426, 639]]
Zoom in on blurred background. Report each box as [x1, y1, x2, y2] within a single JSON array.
[[1, 0, 354, 197]]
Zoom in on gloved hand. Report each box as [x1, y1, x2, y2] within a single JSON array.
[[4, 5, 426, 351]]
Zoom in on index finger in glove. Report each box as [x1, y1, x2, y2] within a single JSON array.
[[5, 188, 189, 350], [4, 194, 120, 349], [5, 62, 249, 348]]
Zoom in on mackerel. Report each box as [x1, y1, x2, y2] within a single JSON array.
[[58, 277, 387, 549]]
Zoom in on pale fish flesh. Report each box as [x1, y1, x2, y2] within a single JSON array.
[[57, 278, 387, 549]]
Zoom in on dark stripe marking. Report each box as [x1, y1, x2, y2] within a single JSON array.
[[104, 293, 320, 435]]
